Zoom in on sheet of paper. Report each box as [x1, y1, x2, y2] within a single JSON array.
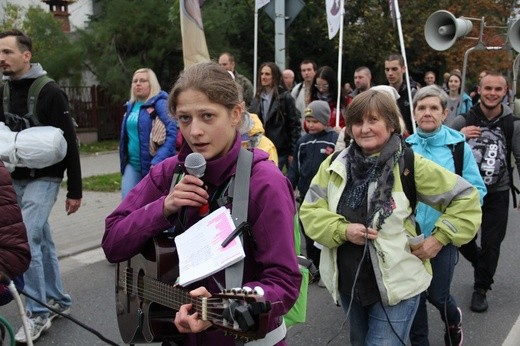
[[175, 206, 245, 286]]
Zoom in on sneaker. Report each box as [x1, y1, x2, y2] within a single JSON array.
[[47, 299, 71, 321], [470, 288, 488, 312], [14, 315, 51, 343], [444, 307, 463, 346]]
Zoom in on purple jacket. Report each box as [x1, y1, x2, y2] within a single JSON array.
[[103, 134, 301, 345]]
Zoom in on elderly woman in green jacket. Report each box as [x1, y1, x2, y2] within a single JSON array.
[[300, 90, 481, 346]]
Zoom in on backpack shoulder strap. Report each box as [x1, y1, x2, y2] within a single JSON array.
[[170, 163, 184, 191], [448, 142, 465, 176], [27, 75, 54, 122], [500, 114, 520, 207], [461, 110, 475, 125], [400, 146, 417, 212], [294, 83, 304, 98], [2, 81, 10, 114], [330, 150, 341, 164], [225, 148, 253, 288], [400, 146, 421, 235]]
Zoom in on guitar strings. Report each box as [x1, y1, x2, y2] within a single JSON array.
[[122, 272, 240, 321]]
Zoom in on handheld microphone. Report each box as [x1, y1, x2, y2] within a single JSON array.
[[184, 153, 209, 216]]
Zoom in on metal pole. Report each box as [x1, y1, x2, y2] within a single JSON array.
[[253, 7, 259, 92], [459, 18, 486, 115], [393, 0, 416, 133], [512, 54, 520, 113], [274, 0, 285, 70], [335, 1, 345, 128]]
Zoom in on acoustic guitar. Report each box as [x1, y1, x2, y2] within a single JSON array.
[[115, 235, 271, 344]]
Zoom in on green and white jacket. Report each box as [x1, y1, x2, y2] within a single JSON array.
[[300, 147, 482, 306]]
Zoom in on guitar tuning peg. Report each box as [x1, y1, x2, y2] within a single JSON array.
[[254, 286, 264, 296], [242, 286, 253, 294]]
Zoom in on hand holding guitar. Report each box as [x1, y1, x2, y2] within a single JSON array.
[[174, 287, 212, 334]]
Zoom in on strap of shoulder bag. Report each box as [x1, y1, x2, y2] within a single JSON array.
[[225, 147, 253, 289]]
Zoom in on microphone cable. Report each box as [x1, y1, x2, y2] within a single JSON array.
[[326, 227, 369, 345], [325, 226, 407, 346], [19, 290, 119, 346]]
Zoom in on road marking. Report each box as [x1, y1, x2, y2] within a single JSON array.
[[503, 314, 520, 345]]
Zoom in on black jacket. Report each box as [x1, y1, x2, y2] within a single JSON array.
[[250, 86, 301, 156]]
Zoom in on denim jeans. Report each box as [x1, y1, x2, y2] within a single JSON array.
[[121, 163, 144, 199], [13, 178, 72, 317], [340, 293, 420, 346], [410, 244, 460, 345]]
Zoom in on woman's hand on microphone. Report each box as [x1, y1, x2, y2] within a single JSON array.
[[163, 175, 209, 217], [345, 223, 377, 245]]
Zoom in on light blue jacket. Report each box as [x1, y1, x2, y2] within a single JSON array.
[[406, 125, 486, 237]]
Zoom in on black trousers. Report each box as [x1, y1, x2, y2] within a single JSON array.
[[459, 190, 509, 291]]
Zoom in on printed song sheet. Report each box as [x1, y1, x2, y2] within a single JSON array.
[[175, 206, 245, 286]]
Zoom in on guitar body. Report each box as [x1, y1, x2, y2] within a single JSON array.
[[115, 235, 180, 343], [115, 235, 271, 344]]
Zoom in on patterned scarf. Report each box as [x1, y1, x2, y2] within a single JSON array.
[[342, 133, 403, 230]]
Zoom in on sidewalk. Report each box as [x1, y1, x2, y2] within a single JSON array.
[[49, 151, 121, 259]]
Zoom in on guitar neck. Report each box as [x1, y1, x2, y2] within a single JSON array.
[[140, 275, 207, 316]]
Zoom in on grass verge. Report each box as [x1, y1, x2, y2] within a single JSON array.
[[79, 140, 119, 155], [63, 173, 121, 192]]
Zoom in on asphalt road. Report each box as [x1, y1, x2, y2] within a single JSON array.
[[2, 200, 520, 346]]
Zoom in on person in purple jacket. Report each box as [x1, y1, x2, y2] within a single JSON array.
[[103, 62, 301, 345]]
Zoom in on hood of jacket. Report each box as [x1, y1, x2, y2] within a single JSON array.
[[249, 113, 265, 136], [406, 125, 465, 153], [468, 102, 513, 123], [3, 63, 47, 81]]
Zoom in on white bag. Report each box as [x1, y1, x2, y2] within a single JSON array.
[[0, 122, 67, 170], [0, 122, 17, 167]]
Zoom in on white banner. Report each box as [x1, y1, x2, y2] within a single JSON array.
[[180, 0, 210, 68], [326, 0, 342, 39], [256, 0, 270, 10]]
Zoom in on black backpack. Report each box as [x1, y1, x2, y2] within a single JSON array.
[[2, 75, 54, 131], [463, 111, 520, 207]]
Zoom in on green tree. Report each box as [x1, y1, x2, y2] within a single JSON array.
[[74, 0, 183, 102], [7, 0, 510, 99], [0, 3, 82, 82]]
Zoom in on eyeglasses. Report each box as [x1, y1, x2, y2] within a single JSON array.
[[315, 84, 329, 89], [132, 78, 149, 84]]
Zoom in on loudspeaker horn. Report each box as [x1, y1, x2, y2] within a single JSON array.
[[508, 19, 520, 53], [424, 10, 473, 51]]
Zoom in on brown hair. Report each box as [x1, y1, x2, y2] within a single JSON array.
[[168, 62, 240, 116], [0, 29, 32, 52], [346, 90, 402, 137]]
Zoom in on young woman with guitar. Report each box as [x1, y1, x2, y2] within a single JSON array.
[[103, 62, 301, 345]]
